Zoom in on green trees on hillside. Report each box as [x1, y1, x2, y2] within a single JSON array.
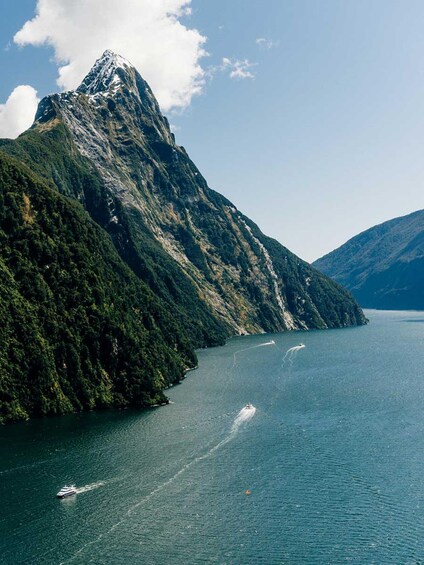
[[0, 154, 196, 423]]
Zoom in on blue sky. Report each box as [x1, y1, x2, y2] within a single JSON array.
[[1, 0, 424, 261]]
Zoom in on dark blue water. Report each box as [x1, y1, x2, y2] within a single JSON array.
[[2, 310, 424, 564]]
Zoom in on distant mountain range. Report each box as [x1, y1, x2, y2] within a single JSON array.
[[0, 51, 366, 422], [313, 210, 424, 309]]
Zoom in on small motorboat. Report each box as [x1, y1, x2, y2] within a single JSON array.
[[57, 485, 77, 498]]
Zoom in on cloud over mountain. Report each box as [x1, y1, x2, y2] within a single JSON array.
[[14, 0, 207, 111], [0, 85, 39, 139]]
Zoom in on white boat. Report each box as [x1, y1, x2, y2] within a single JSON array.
[[57, 485, 77, 498]]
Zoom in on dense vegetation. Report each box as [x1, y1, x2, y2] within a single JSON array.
[[4, 119, 366, 334], [0, 124, 230, 347], [0, 51, 367, 422], [313, 210, 424, 309], [1, 52, 366, 336], [0, 153, 197, 423]]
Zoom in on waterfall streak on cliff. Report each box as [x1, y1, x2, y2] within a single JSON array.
[[240, 220, 297, 330]]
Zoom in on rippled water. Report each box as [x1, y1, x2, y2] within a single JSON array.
[[2, 310, 424, 564]]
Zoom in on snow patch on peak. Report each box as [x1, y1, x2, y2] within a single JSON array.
[[77, 50, 133, 95], [100, 50, 132, 70]]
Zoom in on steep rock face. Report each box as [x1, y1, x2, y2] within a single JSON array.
[[2, 50, 366, 333], [313, 210, 424, 309], [0, 153, 197, 423]]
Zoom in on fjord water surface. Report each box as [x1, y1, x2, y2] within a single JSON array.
[[2, 310, 424, 564]]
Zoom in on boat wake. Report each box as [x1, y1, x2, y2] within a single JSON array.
[[232, 340, 275, 367], [60, 405, 256, 564], [282, 343, 305, 367], [231, 404, 256, 433], [136, 405, 257, 502], [75, 481, 106, 494], [266, 343, 306, 411]]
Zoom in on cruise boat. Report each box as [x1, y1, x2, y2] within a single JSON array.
[[56, 485, 77, 498]]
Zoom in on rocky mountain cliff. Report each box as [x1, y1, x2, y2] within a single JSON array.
[[0, 51, 367, 421], [2, 50, 366, 337], [313, 210, 424, 309]]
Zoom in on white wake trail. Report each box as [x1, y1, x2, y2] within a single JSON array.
[[282, 343, 305, 367], [131, 405, 257, 503], [233, 340, 275, 367], [231, 405, 256, 432], [75, 481, 106, 494], [60, 405, 256, 564]]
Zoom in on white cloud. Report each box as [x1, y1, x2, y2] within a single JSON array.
[[14, 0, 207, 112], [256, 37, 280, 50], [221, 57, 255, 80], [0, 85, 40, 139]]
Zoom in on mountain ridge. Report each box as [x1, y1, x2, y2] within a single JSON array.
[[313, 209, 424, 309], [0, 50, 366, 421], [23, 50, 366, 331]]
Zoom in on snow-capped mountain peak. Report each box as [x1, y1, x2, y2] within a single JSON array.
[[77, 50, 133, 95]]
